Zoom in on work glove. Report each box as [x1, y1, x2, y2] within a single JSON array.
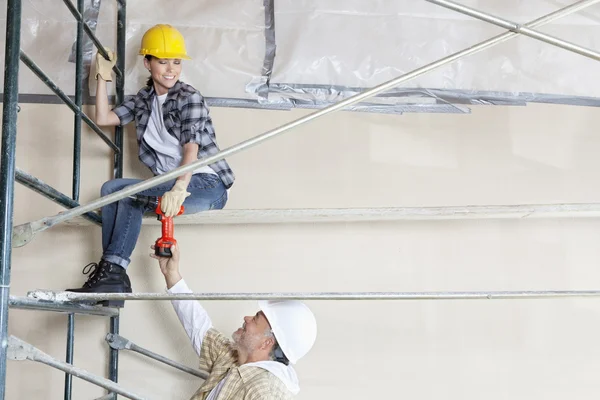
[[161, 180, 191, 217], [95, 47, 117, 82]]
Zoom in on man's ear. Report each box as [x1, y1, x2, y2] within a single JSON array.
[[262, 336, 275, 350]]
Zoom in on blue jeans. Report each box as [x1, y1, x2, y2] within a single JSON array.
[[101, 173, 227, 268]]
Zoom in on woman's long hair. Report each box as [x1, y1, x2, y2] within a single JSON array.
[[145, 55, 154, 87]]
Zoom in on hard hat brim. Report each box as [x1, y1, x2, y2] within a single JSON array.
[[139, 50, 192, 60]]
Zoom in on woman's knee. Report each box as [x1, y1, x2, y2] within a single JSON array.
[[101, 179, 128, 197]]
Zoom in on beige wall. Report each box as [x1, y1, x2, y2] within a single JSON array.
[[6, 102, 600, 399]]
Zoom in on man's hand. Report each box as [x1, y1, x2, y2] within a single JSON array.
[[150, 244, 182, 289], [161, 180, 191, 217], [95, 47, 117, 82]]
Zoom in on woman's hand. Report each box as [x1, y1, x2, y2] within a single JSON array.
[[95, 47, 117, 82], [160, 180, 190, 217]]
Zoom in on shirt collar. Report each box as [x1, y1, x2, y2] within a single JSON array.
[[237, 361, 300, 394], [237, 364, 267, 383]]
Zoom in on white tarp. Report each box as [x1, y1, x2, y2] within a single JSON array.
[[1, 0, 599, 104], [270, 0, 600, 101], [1, 0, 266, 99]]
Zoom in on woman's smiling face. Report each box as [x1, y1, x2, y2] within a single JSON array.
[[144, 57, 182, 95]]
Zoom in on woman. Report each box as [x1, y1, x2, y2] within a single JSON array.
[[67, 24, 234, 306]]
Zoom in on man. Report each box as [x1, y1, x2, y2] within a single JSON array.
[[151, 244, 318, 399]]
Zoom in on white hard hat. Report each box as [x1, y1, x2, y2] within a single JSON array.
[[259, 300, 317, 364]]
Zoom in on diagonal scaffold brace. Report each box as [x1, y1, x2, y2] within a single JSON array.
[[7, 336, 148, 400], [105, 334, 209, 379]]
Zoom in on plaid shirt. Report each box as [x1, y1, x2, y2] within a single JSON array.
[[113, 81, 235, 188], [190, 328, 294, 400]]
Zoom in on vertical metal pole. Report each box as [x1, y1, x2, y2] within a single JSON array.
[[113, 0, 126, 179], [108, 316, 120, 399], [64, 314, 75, 400], [109, 3, 125, 397], [0, 0, 21, 397], [72, 0, 84, 201], [66, 1, 84, 395]]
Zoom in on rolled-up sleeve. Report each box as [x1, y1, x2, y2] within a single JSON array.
[[112, 96, 136, 126]]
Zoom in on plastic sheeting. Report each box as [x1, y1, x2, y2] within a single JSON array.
[[1, 0, 599, 106], [269, 0, 600, 102], [0, 0, 266, 99]]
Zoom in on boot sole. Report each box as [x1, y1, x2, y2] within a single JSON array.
[[99, 288, 133, 308], [100, 300, 126, 308]]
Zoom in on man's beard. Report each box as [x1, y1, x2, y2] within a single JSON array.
[[232, 330, 260, 354]]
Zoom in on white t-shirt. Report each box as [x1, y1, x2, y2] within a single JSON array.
[[143, 93, 217, 177]]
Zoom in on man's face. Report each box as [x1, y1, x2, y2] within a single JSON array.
[[232, 311, 272, 352]]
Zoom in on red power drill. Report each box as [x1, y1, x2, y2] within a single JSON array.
[[130, 194, 184, 258]]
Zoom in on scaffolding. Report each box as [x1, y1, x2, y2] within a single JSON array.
[[1, 0, 126, 398], [1, 0, 600, 399]]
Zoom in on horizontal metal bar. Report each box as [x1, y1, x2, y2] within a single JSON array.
[[8, 336, 146, 400], [0, 93, 115, 105], [0, 92, 467, 114], [60, 202, 600, 227], [138, 203, 600, 225], [105, 334, 208, 379], [16, 168, 101, 226], [5, 91, 600, 109], [27, 290, 600, 302], [268, 83, 600, 108], [9, 296, 119, 317], [426, 0, 600, 61], [10, 0, 599, 249], [19, 51, 120, 153], [61, 0, 122, 78]]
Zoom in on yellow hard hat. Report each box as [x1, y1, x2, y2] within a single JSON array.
[[139, 24, 191, 60]]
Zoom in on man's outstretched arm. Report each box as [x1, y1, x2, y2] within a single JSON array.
[[151, 244, 212, 356]]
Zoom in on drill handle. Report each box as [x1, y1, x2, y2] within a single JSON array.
[[154, 200, 184, 258], [161, 215, 174, 241]]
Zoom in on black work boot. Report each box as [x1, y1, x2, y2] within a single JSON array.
[[66, 260, 132, 308]]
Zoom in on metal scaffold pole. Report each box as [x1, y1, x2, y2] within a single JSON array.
[[427, 0, 600, 61], [8, 336, 147, 400], [105, 334, 209, 379], [26, 289, 600, 302], [0, 0, 22, 397], [114, 0, 126, 179]]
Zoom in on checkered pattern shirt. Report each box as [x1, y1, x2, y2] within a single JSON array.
[[190, 328, 294, 400], [113, 81, 235, 188]]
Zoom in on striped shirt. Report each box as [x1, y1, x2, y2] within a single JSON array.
[[113, 81, 235, 188]]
